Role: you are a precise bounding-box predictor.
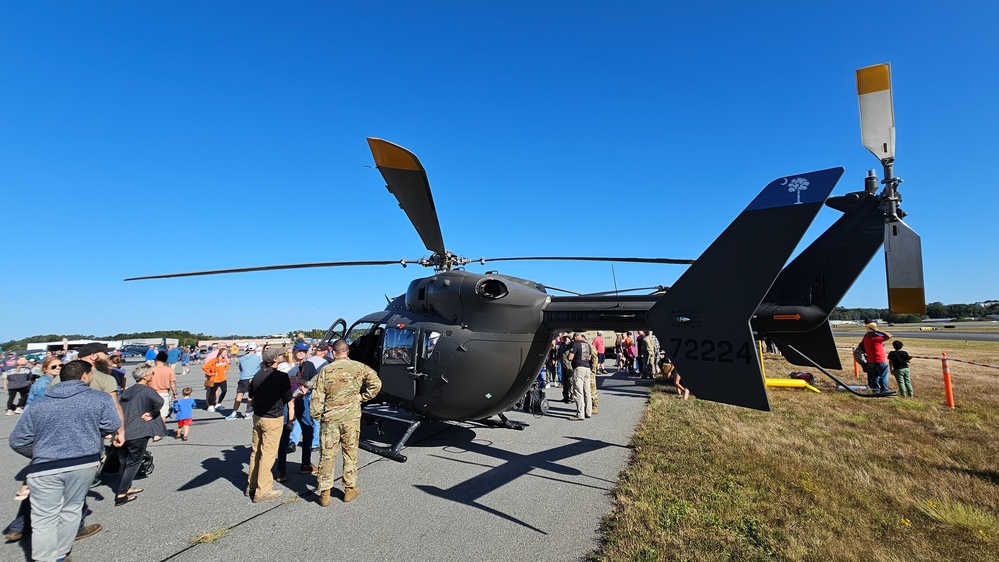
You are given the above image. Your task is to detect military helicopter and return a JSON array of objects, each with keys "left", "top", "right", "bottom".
[{"left": 128, "top": 63, "right": 923, "bottom": 461}]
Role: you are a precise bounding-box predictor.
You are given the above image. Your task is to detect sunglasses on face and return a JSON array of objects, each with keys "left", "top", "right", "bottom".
[{"left": 49, "top": 365, "right": 62, "bottom": 370}]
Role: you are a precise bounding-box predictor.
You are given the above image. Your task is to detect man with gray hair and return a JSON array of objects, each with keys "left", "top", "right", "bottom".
[{"left": 9, "top": 360, "right": 120, "bottom": 562}]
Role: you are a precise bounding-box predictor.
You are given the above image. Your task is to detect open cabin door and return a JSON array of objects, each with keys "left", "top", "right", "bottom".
[{"left": 320, "top": 318, "right": 347, "bottom": 346}]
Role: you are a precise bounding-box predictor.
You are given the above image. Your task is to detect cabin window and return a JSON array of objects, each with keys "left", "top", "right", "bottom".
[
  {"left": 382, "top": 327, "right": 416, "bottom": 365},
  {"left": 422, "top": 330, "right": 441, "bottom": 359}
]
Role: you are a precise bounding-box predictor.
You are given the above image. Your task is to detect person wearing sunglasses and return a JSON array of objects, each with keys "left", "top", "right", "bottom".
[{"left": 25, "top": 357, "right": 63, "bottom": 407}]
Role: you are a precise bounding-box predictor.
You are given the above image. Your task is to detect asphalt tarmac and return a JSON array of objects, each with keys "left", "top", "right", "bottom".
[{"left": 0, "top": 360, "right": 651, "bottom": 562}]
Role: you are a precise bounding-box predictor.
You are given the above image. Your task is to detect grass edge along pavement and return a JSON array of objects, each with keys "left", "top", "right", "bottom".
[{"left": 591, "top": 338, "right": 999, "bottom": 562}]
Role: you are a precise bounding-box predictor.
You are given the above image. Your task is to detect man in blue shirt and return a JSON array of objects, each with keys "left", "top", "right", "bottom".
[
  {"left": 166, "top": 344, "right": 182, "bottom": 372},
  {"left": 226, "top": 343, "right": 262, "bottom": 420},
  {"left": 144, "top": 345, "right": 156, "bottom": 365}
]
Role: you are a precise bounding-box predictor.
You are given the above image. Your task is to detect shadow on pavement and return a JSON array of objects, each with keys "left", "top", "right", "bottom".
[{"left": 177, "top": 445, "right": 250, "bottom": 494}]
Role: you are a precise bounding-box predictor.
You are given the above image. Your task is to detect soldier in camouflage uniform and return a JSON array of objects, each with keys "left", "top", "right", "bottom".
[{"left": 310, "top": 339, "right": 382, "bottom": 506}]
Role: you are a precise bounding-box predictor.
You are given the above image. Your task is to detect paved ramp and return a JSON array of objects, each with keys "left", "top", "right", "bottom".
[{"left": 0, "top": 367, "right": 651, "bottom": 562}]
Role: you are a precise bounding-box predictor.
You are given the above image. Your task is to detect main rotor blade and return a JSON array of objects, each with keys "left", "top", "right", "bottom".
[
  {"left": 857, "top": 63, "right": 895, "bottom": 161},
  {"left": 124, "top": 259, "right": 412, "bottom": 281},
  {"left": 481, "top": 256, "right": 695, "bottom": 265},
  {"left": 367, "top": 138, "right": 446, "bottom": 256}
]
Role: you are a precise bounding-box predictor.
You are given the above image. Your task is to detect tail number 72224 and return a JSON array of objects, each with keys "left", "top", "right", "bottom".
[{"left": 668, "top": 338, "right": 754, "bottom": 364}]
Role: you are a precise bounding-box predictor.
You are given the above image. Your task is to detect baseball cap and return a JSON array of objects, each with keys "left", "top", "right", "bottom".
[
  {"left": 262, "top": 347, "right": 288, "bottom": 364},
  {"left": 293, "top": 342, "right": 310, "bottom": 352},
  {"left": 247, "top": 342, "right": 258, "bottom": 351},
  {"left": 77, "top": 342, "right": 110, "bottom": 357}
]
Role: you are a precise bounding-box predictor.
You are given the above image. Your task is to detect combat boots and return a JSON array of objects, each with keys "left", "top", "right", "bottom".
[
  {"left": 343, "top": 487, "right": 360, "bottom": 502},
  {"left": 318, "top": 489, "right": 331, "bottom": 507}
]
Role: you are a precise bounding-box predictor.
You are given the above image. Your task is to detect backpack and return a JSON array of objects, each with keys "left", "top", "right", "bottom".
[{"left": 853, "top": 340, "right": 869, "bottom": 373}]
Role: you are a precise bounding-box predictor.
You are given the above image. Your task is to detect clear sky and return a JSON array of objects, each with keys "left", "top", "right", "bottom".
[{"left": 2, "top": 2, "right": 996, "bottom": 342}]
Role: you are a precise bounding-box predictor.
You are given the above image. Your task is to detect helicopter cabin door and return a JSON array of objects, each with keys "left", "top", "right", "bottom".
[{"left": 379, "top": 326, "right": 418, "bottom": 401}]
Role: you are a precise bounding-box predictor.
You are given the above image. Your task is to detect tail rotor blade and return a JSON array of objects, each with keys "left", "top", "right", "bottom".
[
  {"left": 857, "top": 63, "right": 895, "bottom": 161},
  {"left": 885, "top": 220, "right": 926, "bottom": 313}
]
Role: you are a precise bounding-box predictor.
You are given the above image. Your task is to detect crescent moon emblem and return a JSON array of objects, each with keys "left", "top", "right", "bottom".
[{"left": 779, "top": 178, "right": 788, "bottom": 186}]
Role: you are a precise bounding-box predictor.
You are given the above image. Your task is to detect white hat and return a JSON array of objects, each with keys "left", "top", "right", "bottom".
[
  {"left": 596, "top": 331, "right": 603, "bottom": 335},
  {"left": 247, "top": 342, "right": 258, "bottom": 351}
]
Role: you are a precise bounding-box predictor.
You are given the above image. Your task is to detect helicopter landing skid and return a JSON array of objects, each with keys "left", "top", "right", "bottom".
[
  {"left": 360, "top": 404, "right": 423, "bottom": 463},
  {"left": 475, "top": 412, "right": 528, "bottom": 431}
]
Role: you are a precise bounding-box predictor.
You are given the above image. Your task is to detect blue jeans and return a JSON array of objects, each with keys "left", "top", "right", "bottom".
[
  {"left": 870, "top": 362, "right": 890, "bottom": 393},
  {"left": 27, "top": 464, "right": 97, "bottom": 562}
]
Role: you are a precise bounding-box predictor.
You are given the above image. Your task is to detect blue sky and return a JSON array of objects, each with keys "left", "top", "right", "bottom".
[{"left": 2, "top": 2, "right": 996, "bottom": 342}]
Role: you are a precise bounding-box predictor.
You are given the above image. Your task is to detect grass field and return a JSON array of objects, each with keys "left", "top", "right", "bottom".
[{"left": 592, "top": 337, "right": 999, "bottom": 562}]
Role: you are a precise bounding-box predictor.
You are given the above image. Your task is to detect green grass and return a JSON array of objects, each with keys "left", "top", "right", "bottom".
[{"left": 592, "top": 338, "right": 999, "bottom": 562}]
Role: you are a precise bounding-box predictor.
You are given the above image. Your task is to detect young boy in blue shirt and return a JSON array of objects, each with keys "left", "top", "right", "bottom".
[{"left": 173, "top": 387, "right": 196, "bottom": 441}]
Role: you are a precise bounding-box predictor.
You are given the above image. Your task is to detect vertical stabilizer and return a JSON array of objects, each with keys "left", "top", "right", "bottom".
[{"left": 647, "top": 168, "right": 843, "bottom": 410}]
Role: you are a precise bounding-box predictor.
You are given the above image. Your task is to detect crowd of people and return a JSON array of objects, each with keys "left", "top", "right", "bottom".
[
  {"left": 1, "top": 326, "right": 728, "bottom": 560},
  {"left": 1, "top": 337, "right": 383, "bottom": 560}
]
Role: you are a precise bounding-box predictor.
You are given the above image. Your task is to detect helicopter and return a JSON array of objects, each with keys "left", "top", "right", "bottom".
[{"left": 128, "top": 63, "right": 923, "bottom": 462}]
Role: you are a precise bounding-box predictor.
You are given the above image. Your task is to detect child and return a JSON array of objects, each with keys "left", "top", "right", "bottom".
[
  {"left": 660, "top": 357, "right": 689, "bottom": 400},
  {"left": 888, "top": 340, "right": 913, "bottom": 397},
  {"left": 174, "top": 387, "right": 196, "bottom": 441}
]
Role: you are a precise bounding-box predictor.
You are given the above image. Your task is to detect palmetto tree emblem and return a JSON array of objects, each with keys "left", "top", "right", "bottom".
[{"left": 788, "top": 177, "right": 809, "bottom": 204}]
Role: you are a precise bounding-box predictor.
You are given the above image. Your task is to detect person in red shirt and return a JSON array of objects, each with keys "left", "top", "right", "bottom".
[
  {"left": 591, "top": 331, "right": 607, "bottom": 374},
  {"left": 862, "top": 322, "right": 893, "bottom": 394}
]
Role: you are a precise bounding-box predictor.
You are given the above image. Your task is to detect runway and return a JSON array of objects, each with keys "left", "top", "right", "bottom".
[
  {"left": 833, "top": 330, "right": 999, "bottom": 342},
  {"left": 0, "top": 361, "right": 651, "bottom": 562}
]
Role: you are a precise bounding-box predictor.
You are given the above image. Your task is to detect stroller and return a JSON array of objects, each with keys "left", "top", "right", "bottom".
[{"left": 91, "top": 445, "right": 155, "bottom": 488}]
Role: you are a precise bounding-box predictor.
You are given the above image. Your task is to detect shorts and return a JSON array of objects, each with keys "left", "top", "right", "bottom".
[
  {"left": 177, "top": 418, "right": 193, "bottom": 427},
  {"left": 236, "top": 379, "right": 251, "bottom": 394}
]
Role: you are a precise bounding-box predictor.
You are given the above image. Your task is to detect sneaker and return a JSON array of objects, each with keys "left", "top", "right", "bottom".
[
  {"left": 4, "top": 530, "right": 22, "bottom": 541},
  {"left": 4, "top": 411, "right": 12, "bottom": 416},
  {"left": 215, "top": 406, "right": 225, "bottom": 413},
  {"left": 13, "top": 408, "right": 23, "bottom": 414},
  {"left": 75, "top": 523, "right": 102, "bottom": 541},
  {"left": 252, "top": 490, "right": 283, "bottom": 503},
  {"left": 207, "top": 406, "right": 215, "bottom": 412},
  {"left": 275, "top": 472, "right": 288, "bottom": 483},
  {"left": 225, "top": 412, "right": 238, "bottom": 420}
]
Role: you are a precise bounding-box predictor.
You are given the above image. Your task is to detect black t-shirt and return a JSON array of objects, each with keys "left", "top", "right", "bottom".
[
  {"left": 888, "top": 350, "right": 911, "bottom": 370},
  {"left": 248, "top": 367, "right": 293, "bottom": 419},
  {"left": 571, "top": 341, "right": 592, "bottom": 369}
]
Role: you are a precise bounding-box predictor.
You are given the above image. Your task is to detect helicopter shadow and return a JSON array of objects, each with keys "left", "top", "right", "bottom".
[
  {"left": 403, "top": 425, "right": 623, "bottom": 534},
  {"left": 176, "top": 445, "right": 250, "bottom": 494}
]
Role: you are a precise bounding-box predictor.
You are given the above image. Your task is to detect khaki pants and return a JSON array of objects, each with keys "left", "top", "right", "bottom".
[
  {"left": 572, "top": 366, "right": 592, "bottom": 418},
  {"left": 249, "top": 415, "right": 284, "bottom": 494}
]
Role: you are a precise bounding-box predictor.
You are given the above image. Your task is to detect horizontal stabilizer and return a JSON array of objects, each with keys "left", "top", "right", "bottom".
[
  {"left": 771, "top": 321, "right": 841, "bottom": 370},
  {"left": 648, "top": 168, "right": 843, "bottom": 411}
]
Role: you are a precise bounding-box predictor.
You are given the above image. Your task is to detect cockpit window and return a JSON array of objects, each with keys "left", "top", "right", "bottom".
[{"left": 382, "top": 327, "right": 416, "bottom": 365}]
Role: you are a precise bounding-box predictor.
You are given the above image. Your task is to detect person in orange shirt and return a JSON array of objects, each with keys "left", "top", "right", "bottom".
[
  {"left": 149, "top": 351, "right": 177, "bottom": 422},
  {"left": 202, "top": 347, "right": 231, "bottom": 413}
]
